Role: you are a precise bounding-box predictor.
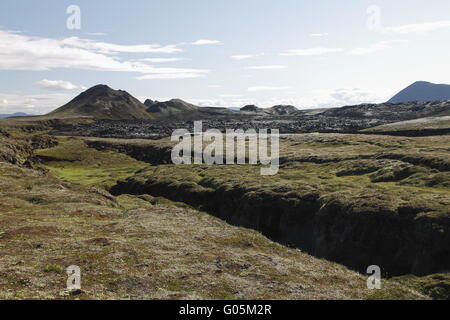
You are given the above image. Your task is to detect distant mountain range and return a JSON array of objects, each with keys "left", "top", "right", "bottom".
[
  {"left": 145, "top": 98, "right": 242, "bottom": 120},
  {"left": 0, "top": 112, "right": 30, "bottom": 119},
  {"left": 39, "top": 82, "right": 450, "bottom": 122},
  {"left": 388, "top": 81, "right": 450, "bottom": 103},
  {"left": 44, "top": 84, "right": 303, "bottom": 121},
  {"left": 46, "top": 85, "right": 237, "bottom": 120}
]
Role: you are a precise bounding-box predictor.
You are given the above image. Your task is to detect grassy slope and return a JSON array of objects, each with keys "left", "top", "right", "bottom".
[
  {"left": 0, "top": 135, "right": 425, "bottom": 300},
  {"left": 35, "top": 137, "right": 148, "bottom": 189}
]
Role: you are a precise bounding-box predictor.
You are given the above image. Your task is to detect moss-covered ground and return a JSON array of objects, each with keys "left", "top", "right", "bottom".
[{"left": 0, "top": 132, "right": 430, "bottom": 299}]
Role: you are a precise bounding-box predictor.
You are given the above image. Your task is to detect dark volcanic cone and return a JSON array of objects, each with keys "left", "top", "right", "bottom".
[{"left": 47, "top": 84, "right": 153, "bottom": 120}]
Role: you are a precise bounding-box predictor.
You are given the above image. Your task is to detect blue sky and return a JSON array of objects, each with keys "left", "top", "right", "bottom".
[{"left": 1, "top": 0, "right": 450, "bottom": 114}]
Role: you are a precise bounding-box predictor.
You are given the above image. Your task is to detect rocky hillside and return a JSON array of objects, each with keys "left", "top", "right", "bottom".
[
  {"left": 145, "top": 98, "right": 247, "bottom": 120},
  {"left": 0, "top": 124, "right": 57, "bottom": 166},
  {"left": 146, "top": 98, "right": 198, "bottom": 115},
  {"left": 389, "top": 81, "right": 450, "bottom": 103},
  {"left": 322, "top": 100, "right": 450, "bottom": 121},
  {"left": 145, "top": 99, "right": 301, "bottom": 120},
  {"left": 47, "top": 85, "right": 153, "bottom": 120}
]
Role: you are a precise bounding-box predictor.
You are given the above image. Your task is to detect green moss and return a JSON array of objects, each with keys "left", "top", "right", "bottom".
[
  {"left": 391, "top": 274, "right": 450, "bottom": 300},
  {"left": 35, "top": 137, "right": 148, "bottom": 188},
  {"left": 165, "top": 280, "right": 183, "bottom": 292},
  {"left": 216, "top": 291, "right": 237, "bottom": 300},
  {"left": 1, "top": 131, "right": 445, "bottom": 300},
  {"left": 43, "top": 264, "right": 65, "bottom": 273},
  {"left": 366, "top": 289, "right": 416, "bottom": 300}
]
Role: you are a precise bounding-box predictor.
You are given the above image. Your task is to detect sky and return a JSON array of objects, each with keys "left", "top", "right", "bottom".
[{"left": 1, "top": 0, "right": 450, "bottom": 114}]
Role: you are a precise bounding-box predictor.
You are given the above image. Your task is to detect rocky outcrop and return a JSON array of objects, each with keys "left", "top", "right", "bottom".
[
  {"left": 269, "top": 105, "right": 298, "bottom": 115},
  {"left": 144, "top": 99, "right": 156, "bottom": 107},
  {"left": 241, "top": 105, "right": 259, "bottom": 112},
  {"left": 0, "top": 131, "right": 57, "bottom": 166},
  {"left": 240, "top": 104, "right": 300, "bottom": 116}
]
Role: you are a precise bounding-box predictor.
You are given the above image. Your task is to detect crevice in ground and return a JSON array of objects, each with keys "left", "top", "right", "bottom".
[
  {"left": 79, "top": 137, "right": 450, "bottom": 278},
  {"left": 109, "top": 176, "right": 449, "bottom": 278}
]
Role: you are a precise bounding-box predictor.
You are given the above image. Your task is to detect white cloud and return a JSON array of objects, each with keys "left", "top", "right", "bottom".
[
  {"left": 247, "top": 65, "right": 287, "bottom": 70},
  {"left": 280, "top": 47, "right": 344, "bottom": 56},
  {"left": 326, "top": 88, "right": 391, "bottom": 105},
  {"left": 158, "top": 87, "right": 394, "bottom": 110},
  {"left": 281, "top": 41, "right": 406, "bottom": 58},
  {"left": 0, "top": 29, "right": 208, "bottom": 79},
  {"left": 310, "top": 33, "right": 329, "bottom": 37},
  {"left": 381, "top": 20, "right": 450, "bottom": 34},
  {"left": 0, "top": 92, "right": 77, "bottom": 114},
  {"left": 136, "top": 73, "right": 206, "bottom": 80},
  {"left": 208, "top": 85, "right": 222, "bottom": 88},
  {"left": 187, "top": 98, "right": 261, "bottom": 108},
  {"left": 34, "top": 79, "right": 82, "bottom": 91},
  {"left": 85, "top": 32, "right": 107, "bottom": 36},
  {"left": 231, "top": 55, "right": 254, "bottom": 60},
  {"left": 62, "top": 37, "right": 181, "bottom": 54},
  {"left": 247, "top": 86, "right": 291, "bottom": 92},
  {"left": 219, "top": 94, "right": 243, "bottom": 97},
  {"left": 136, "top": 58, "right": 187, "bottom": 63},
  {"left": 295, "top": 87, "right": 394, "bottom": 109},
  {"left": 241, "top": 87, "right": 392, "bottom": 108},
  {"left": 191, "top": 39, "right": 221, "bottom": 45},
  {"left": 348, "top": 40, "right": 407, "bottom": 56},
  {"left": 230, "top": 53, "right": 264, "bottom": 60}
]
